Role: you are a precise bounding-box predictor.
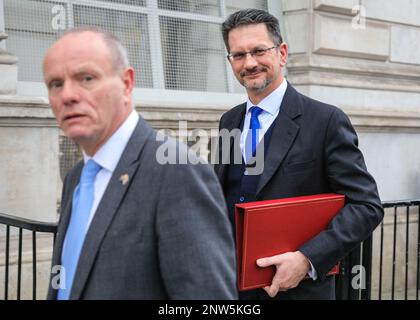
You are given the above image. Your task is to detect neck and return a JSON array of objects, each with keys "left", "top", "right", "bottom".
[
  {"left": 247, "top": 77, "right": 284, "bottom": 105},
  {"left": 248, "top": 89, "right": 274, "bottom": 105}
]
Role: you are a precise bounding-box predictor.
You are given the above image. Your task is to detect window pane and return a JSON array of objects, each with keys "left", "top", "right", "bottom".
[
  {"left": 73, "top": 5, "right": 154, "bottom": 88},
  {"left": 225, "top": 0, "right": 268, "bottom": 15},
  {"left": 160, "top": 17, "right": 228, "bottom": 92},
  {"left": 4, "top": 0, "right": 269, "bottom": 92},
  {"left": 158, "top": 0, "right": 221, "bottom": 17},
  {"left": 95, "top": 0, "right": 146, "bottom": 6},
  {"left": 4, "top": 0, "right": 62, "bottom": 82}
]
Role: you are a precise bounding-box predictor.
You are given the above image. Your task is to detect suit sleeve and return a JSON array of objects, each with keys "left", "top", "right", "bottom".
[
  {"left": 155, "top": 145, "right": 237, "bottom": 299},
  {"left": 299, "top": 108, "right": 384, "bottom": 279}
]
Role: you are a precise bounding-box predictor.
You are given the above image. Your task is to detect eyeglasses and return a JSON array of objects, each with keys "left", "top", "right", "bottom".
[{"left": 227, "top": 45, "right": 280, "bottom": 62}]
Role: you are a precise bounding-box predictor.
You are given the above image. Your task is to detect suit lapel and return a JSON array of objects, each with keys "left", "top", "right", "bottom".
[
  {"left": 216, "top": 104, "right": 246, "bottom": 184},
  {"left": 256, "top": 83, "right": 302, "bottom": 196},
  {"left": 69, "top": 116, "right": 153, "bottom": 299}
]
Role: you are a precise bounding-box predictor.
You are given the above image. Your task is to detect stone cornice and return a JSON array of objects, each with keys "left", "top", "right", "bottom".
[
  {"left": 0, "top": 33, "right": 18, "bottom": 64},
  {"left": 1, "top": 96, "right": 420, "bottom": 131},
  {"left": 0, "top": 95, "right": 50, "bottom": 108},
  {"left": 0, "top": 96, "right": 53, "bottom": 113},
  {"left": 0, "top": 96, "right": 56, "bottom": 127},
  {"left": 287, "top": 55, "right": 420, "bottom": 92},
  {"left": 135, "top": 103, "right": 225, "bottom": 130},
  {"left": 344, "top": 109, "right": 420, "bottom": 132},
  {"left": 0, "top": 51, "right": 18, "bottom": 64}
]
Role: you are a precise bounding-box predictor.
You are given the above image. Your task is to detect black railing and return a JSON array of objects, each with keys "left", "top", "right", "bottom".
[
  {"left": 0, "top": 212, "right": 57, "bottom": 300},
  {"left": 1, "top": 200, "right": 419, "bottom": 300},
  {"left": 335, "top": 235, "right": 373, "bottom": 300},
  {"left": 336, "top": 200, "right": 420, "bottom": 300}
]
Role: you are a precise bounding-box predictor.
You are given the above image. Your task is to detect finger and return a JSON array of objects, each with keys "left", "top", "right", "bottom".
[
  {"left": 256, "top": 255, "right": 283, "bottom": 268},
  {"left": 262, "top": 285, "right": 277, "bottom": 298},
  {"left": 267, "top": 283, "right": 280, "bottom": 298},
  {"left": 262, "top": 286, "right": 270, "bottom": 295},
  {"left": 266, "top": 269, "right": 284, "bottom": 298}
]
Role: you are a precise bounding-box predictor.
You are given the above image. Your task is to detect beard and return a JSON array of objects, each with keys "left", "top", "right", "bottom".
[
  {"left": 243, "top": 78, "right": 272, "bottom": 92},
  {"left": 239, "top": 67, "right": 272, "bottom": 92}
]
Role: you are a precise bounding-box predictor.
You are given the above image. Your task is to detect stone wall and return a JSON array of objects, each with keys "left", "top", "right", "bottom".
[
  {"left": 282, "top": 0, "right": 420, "bottom": 202},
  {"left": 0, "top": 96, "right": 60, "bottom": 222}
]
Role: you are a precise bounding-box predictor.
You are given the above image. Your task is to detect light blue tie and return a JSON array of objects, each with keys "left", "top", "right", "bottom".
[
  {"left": 245, "top": 106, "right": 263, "bottom": 163},
  {"left": 57, "top": 159, "right": 101, "bottom": 300}
]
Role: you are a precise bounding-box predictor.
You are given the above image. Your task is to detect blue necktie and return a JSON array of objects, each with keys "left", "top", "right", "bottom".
[
  {"left": 57, "top": 159, "right": 101, "bottom": 300},
  {"left": 245, "top": 106, "right": 263, "bottom": 163}
]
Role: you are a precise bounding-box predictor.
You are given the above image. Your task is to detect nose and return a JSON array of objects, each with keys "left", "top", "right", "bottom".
[
  {"left": 243, "top": 53, "right": 259, "bottom": 69},
  {"left": 61, "top": 80, "right": 80, "bottom": 106}
]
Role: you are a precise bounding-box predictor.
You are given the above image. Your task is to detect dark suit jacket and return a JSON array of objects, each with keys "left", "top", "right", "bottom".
[
  {"left": 215, "top": 82, "right": 383, "bottom": 299},
  {"left": 48, "top": 116, "right": 237, "bottom": 300}
]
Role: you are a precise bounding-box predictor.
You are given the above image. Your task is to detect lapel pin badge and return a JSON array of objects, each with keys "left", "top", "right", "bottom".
[{"left": 119, "top": 174, "right": 129, "bottom": 185}]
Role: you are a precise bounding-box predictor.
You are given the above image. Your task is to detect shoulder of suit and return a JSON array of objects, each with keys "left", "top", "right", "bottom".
[
  {"left": 220, "top": 102, "right": 246, "bottom": 122},
  {"left": 149, "top": 129, "right": 200, "bottom": 164}
]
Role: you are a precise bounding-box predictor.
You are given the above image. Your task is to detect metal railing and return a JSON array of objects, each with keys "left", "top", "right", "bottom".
[
  {"left": 336, "top": 200, "right": 420, "bottom": 300},
  {"left": 1, "top": 200, "right": 419, "bottom": 300},
  {"left": 0, "top": 212, "right": 57, "bottom": 300},
  {"left": 335, "top": 234, "right": 373, "bottom": 300}
]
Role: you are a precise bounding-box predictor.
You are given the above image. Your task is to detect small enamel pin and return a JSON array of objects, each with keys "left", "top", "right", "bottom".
[{"left": 119, "top": 174, "right": 129, "bottom": 185}]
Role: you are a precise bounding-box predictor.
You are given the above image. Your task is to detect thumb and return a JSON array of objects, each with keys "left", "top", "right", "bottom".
[{"left": 256, "top": 254, "right": 283, "bottom": 268}]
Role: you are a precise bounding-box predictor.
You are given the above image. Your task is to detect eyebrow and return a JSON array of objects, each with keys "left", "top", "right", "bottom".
[{"left": 73, "top": 64, "right": 101, "bottom": 75}]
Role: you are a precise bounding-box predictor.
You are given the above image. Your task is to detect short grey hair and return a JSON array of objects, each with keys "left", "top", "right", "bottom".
[
  {"left": 60, "top": 26, "right": 129, "bottom": 74},
  {"left": 221, "top": 9, "right": 283, "bottom": 52}
]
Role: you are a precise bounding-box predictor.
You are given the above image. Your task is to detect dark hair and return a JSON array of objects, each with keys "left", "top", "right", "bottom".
[
  {"left": 60, "top": 26, "right": 129, "bottom": 74},
  {"left": 221, "top": 9, "right": 283, "bottom": 52}
]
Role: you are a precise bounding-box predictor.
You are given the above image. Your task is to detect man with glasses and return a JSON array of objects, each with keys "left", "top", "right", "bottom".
[{"left": 215, "top": 9, "right": 383, "bottom": 300}]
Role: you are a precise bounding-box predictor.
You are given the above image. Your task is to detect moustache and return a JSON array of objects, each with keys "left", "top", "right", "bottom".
[{"left": 240, "top": 67, "right": 268, "bottom": 77}]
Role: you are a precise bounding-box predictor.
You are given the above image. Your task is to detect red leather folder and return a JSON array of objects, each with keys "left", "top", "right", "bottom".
[{"left": 235, "top": 193, "right": 344, "bottom": 291}]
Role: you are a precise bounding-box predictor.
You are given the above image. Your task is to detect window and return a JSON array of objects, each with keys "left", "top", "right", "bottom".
[{"left": 4, "top": 0, "right": 268, "bottom": 94}]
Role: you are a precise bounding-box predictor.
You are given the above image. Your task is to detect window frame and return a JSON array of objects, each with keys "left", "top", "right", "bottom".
[{"left": 2, "top": 0, "right": 282, "bottom": 103}]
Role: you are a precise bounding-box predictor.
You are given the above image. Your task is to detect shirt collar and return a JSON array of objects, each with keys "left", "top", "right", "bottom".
[
  {"left": 83, "top": 109, "right": 139, "bottom": 172},
  {"left": 246, "top": 79, "right": 287, "bottom": 116}
]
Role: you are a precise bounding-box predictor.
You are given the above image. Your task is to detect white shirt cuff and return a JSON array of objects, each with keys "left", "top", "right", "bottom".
[{"left": 307, "top": 259, "right": 318, "bottom": 280}]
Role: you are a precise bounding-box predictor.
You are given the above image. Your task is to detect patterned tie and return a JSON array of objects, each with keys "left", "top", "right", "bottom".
[
  {"left": 245, "top": 106, "right": 264, "bottom": 163},
  {"left": 57, "top": 159, "right": 101, "bottom": 300}
]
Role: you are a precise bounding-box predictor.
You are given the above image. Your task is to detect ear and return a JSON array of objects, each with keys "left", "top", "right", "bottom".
[
  {"left": 227, "top": 56, "right": 233, "bottom": 66},
  {"left": 121, "top": 67, "right": 135, "bottom": 97},
  {"left": 278, "top": 42, "right": 288, "bottom": 67}
]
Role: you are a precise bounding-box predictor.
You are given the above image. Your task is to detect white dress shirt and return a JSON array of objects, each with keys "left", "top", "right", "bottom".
[
  {"left": 240, "top": 79, "right": 318, "bottom": 280},
  {"left": 82, "top": 109, "right": 139, "bottom": 229},
  {"left": 240, "top": 79, "right": 287, "bottom": 162}
]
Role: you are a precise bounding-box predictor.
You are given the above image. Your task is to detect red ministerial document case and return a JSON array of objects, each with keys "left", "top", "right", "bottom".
[{"left": 235, "top": 193, "right": 344, "bottom": 291}]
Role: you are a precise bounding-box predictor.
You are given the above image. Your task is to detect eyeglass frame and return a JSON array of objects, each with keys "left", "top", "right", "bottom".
[{"left": 226, "top": 44, "right": 281, "bottom": 62}]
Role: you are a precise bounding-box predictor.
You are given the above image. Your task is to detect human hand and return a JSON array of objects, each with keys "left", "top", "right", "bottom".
[{"left": 256, "top": 251, "right": 311, "bottom": 298}]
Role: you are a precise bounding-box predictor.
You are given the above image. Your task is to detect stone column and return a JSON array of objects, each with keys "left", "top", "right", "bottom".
[
  {"left": 0, "top": 32, "right": 18, "bottom": 95},
  {"left": 0, "top": 0, "right": 5, "bottom": 50}
]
